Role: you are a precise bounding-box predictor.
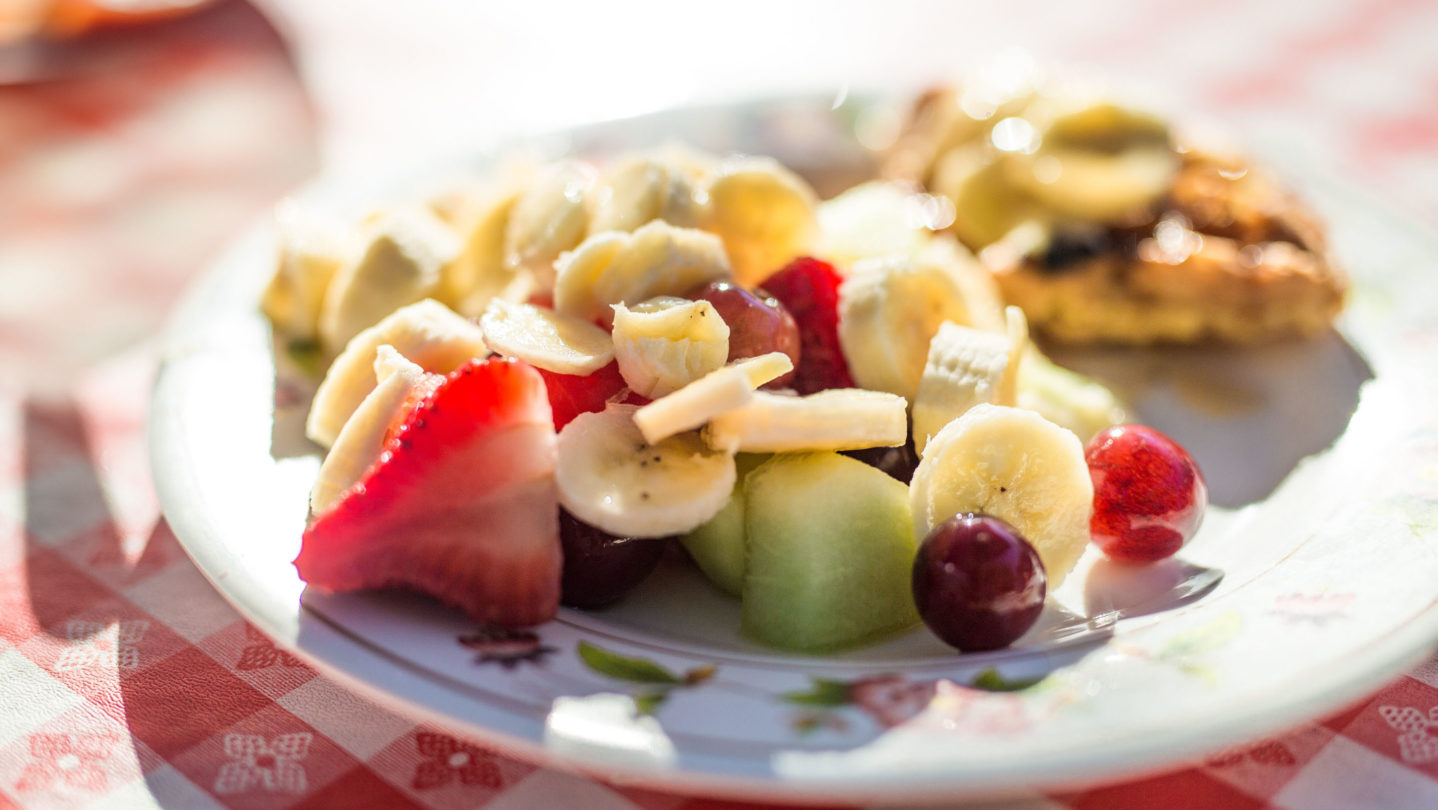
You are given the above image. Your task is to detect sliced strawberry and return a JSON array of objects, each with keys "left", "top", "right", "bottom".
[
  {"left": 761, "top": 257, "right": 857, "bottom": 394},
  {"left": 536, "top": 361, "right": 629, "bottom": 430},
  {"left": 381, "top": 371, "right": 445, "bottom": 447},
  {"left": 297, "top": 357, "right": 561, "bottom": 628}
]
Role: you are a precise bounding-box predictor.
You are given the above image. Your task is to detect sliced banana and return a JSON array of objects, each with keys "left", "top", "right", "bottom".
[
  {"left": 700, "top": 156, "right": 818, "bottom": 287},
  {"left": 704, "top": 389, "right": 907, "bottom": 454},
  {"left": 590, "top": 154, "right": 702, "bottom": 233},
  {"left": 1016, "top": 346, "right": 1127, "bottom": 443},
  {"left": 932, "top": 143, "right": 1048, "bottom": 251},
  {"left": 307, "top": 299, "right": 486, "bottom": 448},
  {"left": 910, "top": 403, "right": 1092, "bottom": 587},
  {"left": 439, "top": 186, "right": 526, "bottom": 318},
  {"left": 611, "top": 297, "right": 729, "bottom": 398},
  {"left": 554, "top": 221, "right": 732, "bottom": 324},
  {"left": 633, "top": 352, "right": 794, "bottom": 444},
  {"left": 318, "top": 208, "right": 459, "bottom": 354},
  {"left": 816, "top": 180, "right": 948, "bottom": 267},
  {"left": 556, "top": 404, "right": 736, "bottom": 538},
  {"left": 1006, "top": 98, "right": 1178, "bottom": 223},
  {"left": 261, "top": 202, "right": 350, "bottom": 341},
  {"left": 837, "top": 246, "right": 995, "bottom": 401},
  {"left": 911, "top": 322, "right": 1014, "bottom": 457},
  {"left": 310, "top": 346, "right": 435, "bottom": 513},
  {"left": 480, "top": 299, "right": 613, "bottom": 375},
  {"left": 504, "top": 159, "right": 594, "bottom": 290}
]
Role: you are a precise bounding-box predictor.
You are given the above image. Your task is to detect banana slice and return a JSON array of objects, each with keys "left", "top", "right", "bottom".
[
  {"left": 504, "top": 159, "right": 594, "bottom": 290},
  {"left": 307, "top": 299, "right": 486, "bottom": 448},
  {"left": 439, "top": 186, "right": 526, "bottom": 318},
  {"left": 554, "top": 221, "right": 732, "bottom": 324},
  {"left": 931, "top": 143, "right": 1048, "bottom": 251},
  {"left": 480, "top": 299, "right": 613, "bottom": 375},
  {"left": 701, "top": 156, "right": 818, "bottom": 287},
  {"left": 590, "top": 154, "right": 702, "bottom": 233},
  {"left": 837, "top": 246, "right": 994, "bottom": 401},
  {"left": 911, "top": 322, "right": 1013, "bottom": 457},
  {"left": 704, "top": 389, "right": 907, "bottom": 454},
  {"left": 556, "top": 404, "right": 736, "bottom": 537},
  {"left": 910, "top": 403, "right": 1092, "bottom": 587},
  {"left": 815, "top": 181, "right": 937, "bottom": 267},
  {"left": 310, "top": 346, "right": 437, "bottom": 513},
  {"left": 1006, "top": 98, "right": 1178, "bottom": 223},
  {"left": 1016, "top": 346, "right": 1127, "bottom": 443},
  {"left": 261, "top": 202, "right": 350, "bottom": 341},
  {"left": 318, "top": 208, "right": 460, "bottom": 354},
  {"left": 633, "top": 352, "right": 794, "bottom": 444},
  {"left": 611, "top": 297, "right": 729, "bottom": 398}
]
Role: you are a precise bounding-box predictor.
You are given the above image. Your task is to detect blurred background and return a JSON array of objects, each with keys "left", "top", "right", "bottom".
[{"left": 3, "top": 0, "right": 1438, "bottom": 396}]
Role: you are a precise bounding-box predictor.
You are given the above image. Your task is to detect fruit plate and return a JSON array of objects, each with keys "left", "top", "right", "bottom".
[{"left": 149, "top": 94, "right": 1438, "bottom": 805}]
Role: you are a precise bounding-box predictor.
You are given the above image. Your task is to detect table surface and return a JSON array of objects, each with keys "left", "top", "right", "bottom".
[{"left": 4, "top": 1, "right": 1438, "bottom": 807}]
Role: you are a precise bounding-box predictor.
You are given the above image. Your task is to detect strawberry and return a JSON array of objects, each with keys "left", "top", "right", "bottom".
[
  {"left": 760, "top": 257, "right": 857, "bottom": 394},
  {"left": 536, "top": 361, "right": 630, "bottom": 430},
  {"left": 296, "top": 356, "right": 562, "bottom": 628}
]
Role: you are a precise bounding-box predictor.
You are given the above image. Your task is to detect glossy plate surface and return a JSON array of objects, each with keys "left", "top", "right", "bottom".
[{"left": 150, "top": 96, "right": 1438, "bottom": 804}]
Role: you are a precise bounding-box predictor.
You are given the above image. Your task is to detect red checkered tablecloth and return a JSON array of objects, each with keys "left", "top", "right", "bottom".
[{"left": 4, "top": 1, "right": 1438, "bottom": 807}]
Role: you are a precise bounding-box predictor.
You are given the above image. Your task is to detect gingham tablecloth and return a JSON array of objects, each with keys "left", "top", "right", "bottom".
[{"left": 4, "top": 1, "right": 1438, "bottom": 807}]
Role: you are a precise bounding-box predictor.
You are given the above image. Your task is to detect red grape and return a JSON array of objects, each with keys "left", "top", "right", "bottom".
[
  {"left": 843, "top": 437, "right": 919, "bottom": 484},
  {"left": 685, "top": 281, "right": 800, "bottom": 387},
  {"left": 1086, "top": 425, "right": 1207, "bottom": 563},
  {"left": 559, "top": 509, "right": 668, "bottom": 608},
  {"left": 912, "top": 514, "right": 1046, "bottom": 651}
]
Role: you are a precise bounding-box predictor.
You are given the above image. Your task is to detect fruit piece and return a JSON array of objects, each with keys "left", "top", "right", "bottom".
[
  {"left": 559, "top": 509, "right": 668, "bottom": 608},
  {"left": 536, "top": 361, "right": 628, "bottom": 431},
  {"left": 590, "top": 154, "right": 702, "bottom": 233},
  {"left": 318, "top": 208, "right": 459, "bottom": 354},
  {"left": 504, "top": 159, "right": 594, "bottom": 290},
  {"left": 1005, "top": 99, "right": 1178, "bottom": 223},
  {"left": 911, "top": 404, "right": 1092, "bottom": 587},
  {"left": 611, "top": 297, "right": 730, "bottom": 398},
  {"left": 261, "top": 202, "right": 348, "bottom": 341},
  {"left": 310, "top": 347, "right": 440, "bottom": 513},
  {"left": 440, "top": 186, "right": 527, "bottom": 318},
  {"left": 556, "top": 404, "right": 736, "bottom": 538},
  {"left": 296, "top": 357, "right": 561, "bottom": 628},
  {"left": 837, "top": 245, "right": 996, "bottom": 401},
  {"left": 480, "top": 298, "right": 614, "bottom": 375},
  {"left": 1086, "top": 425, "right": 1207, "bottom": 562},
  {"left": 686, "top": 281, "right": 801, "bottom": 387},
  {"left": 307, "top": 299, "right": 487, "bottom": 448},
  {"left": 742, "top": 452, "right": 919, "bottom": 652},
  {"left": 701, "top": 156, "right": 818, "bottom": 287},
  {"left": 680, "top": 453, "right": 768, "bottom": 598},
  {"left": 761, "top": 256, "right": 857, "bottom": 394},
  {"left": 910, "top": 307, "right": 1027, "bottom": 456},
  {"left": 633, "top": 352, "right": 793, "bottom": 445},
  {"left": 1016, "top": 346, "right": 1127, "bottom": 442},
  {"left": 843, "top": 438, "right": 920, "bottom": 484},
  {"left": 704, "top": 389, "right": 907, "bottom": 454},
  {"left": 912, "top": 513, "right": 1046, "bottom": 652},
  {"left": 553, "top": 220, "right": 733, "bottom": 325},
  {"left": 815, "top": 180, "right": 936, "bottom": 266},
  {"left": 930, "top": 142, "right": 1046, "bottom": 251}
]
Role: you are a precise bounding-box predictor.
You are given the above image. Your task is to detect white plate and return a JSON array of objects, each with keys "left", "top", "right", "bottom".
[{"left": 150, "top": 95, "right": 1438, "bottom": 805}]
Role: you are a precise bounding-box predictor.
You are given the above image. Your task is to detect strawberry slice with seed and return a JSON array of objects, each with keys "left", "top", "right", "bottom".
[{"left": 296, "top": 356, "right": 561, "bottom": 628}]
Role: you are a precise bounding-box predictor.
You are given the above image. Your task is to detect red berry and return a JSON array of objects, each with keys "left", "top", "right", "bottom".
[
  {"left": 296, "top": 357, "right": 562, "bottom": 628},
  {"left": 686, "top": 281, "right": 801, "bottom": 387},
  {"left": 536, "top": 361, "right": 628, "bottom": 430},
  {"left": 760, "top": 257, "right": 857, "bottom": 394},
  {"left": 912, "top": 514, "right": 1046, "bottom": 651},
  {"left": 1086, "top": 425, "right": 1207, "bottom": 563}
]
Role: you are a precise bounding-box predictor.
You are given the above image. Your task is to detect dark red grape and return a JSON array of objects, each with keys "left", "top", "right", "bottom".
[
  {"left": 842, "top": 437, "right": 919, "bottom": 483},
  {"left": 685, "top": 280, "right": 800, "bottom": 387},
  {"left": 912, "top": 513, "right": 1046, "bottom": 651},
  {"left": 1086, "top": 425, "right": 1207, "bottom": 563},
  {"left": 559, "top": 509, "right": 668, "bottom": 608}
]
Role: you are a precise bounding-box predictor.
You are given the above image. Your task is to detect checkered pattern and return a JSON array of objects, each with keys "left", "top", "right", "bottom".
[{"left": 3, "top": 0, "right": 1438, "bottom": 807}]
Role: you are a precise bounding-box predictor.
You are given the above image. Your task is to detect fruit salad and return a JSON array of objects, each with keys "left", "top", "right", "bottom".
[{"left": 265, "top": 137, "right": 1210, "bottom": 655}]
